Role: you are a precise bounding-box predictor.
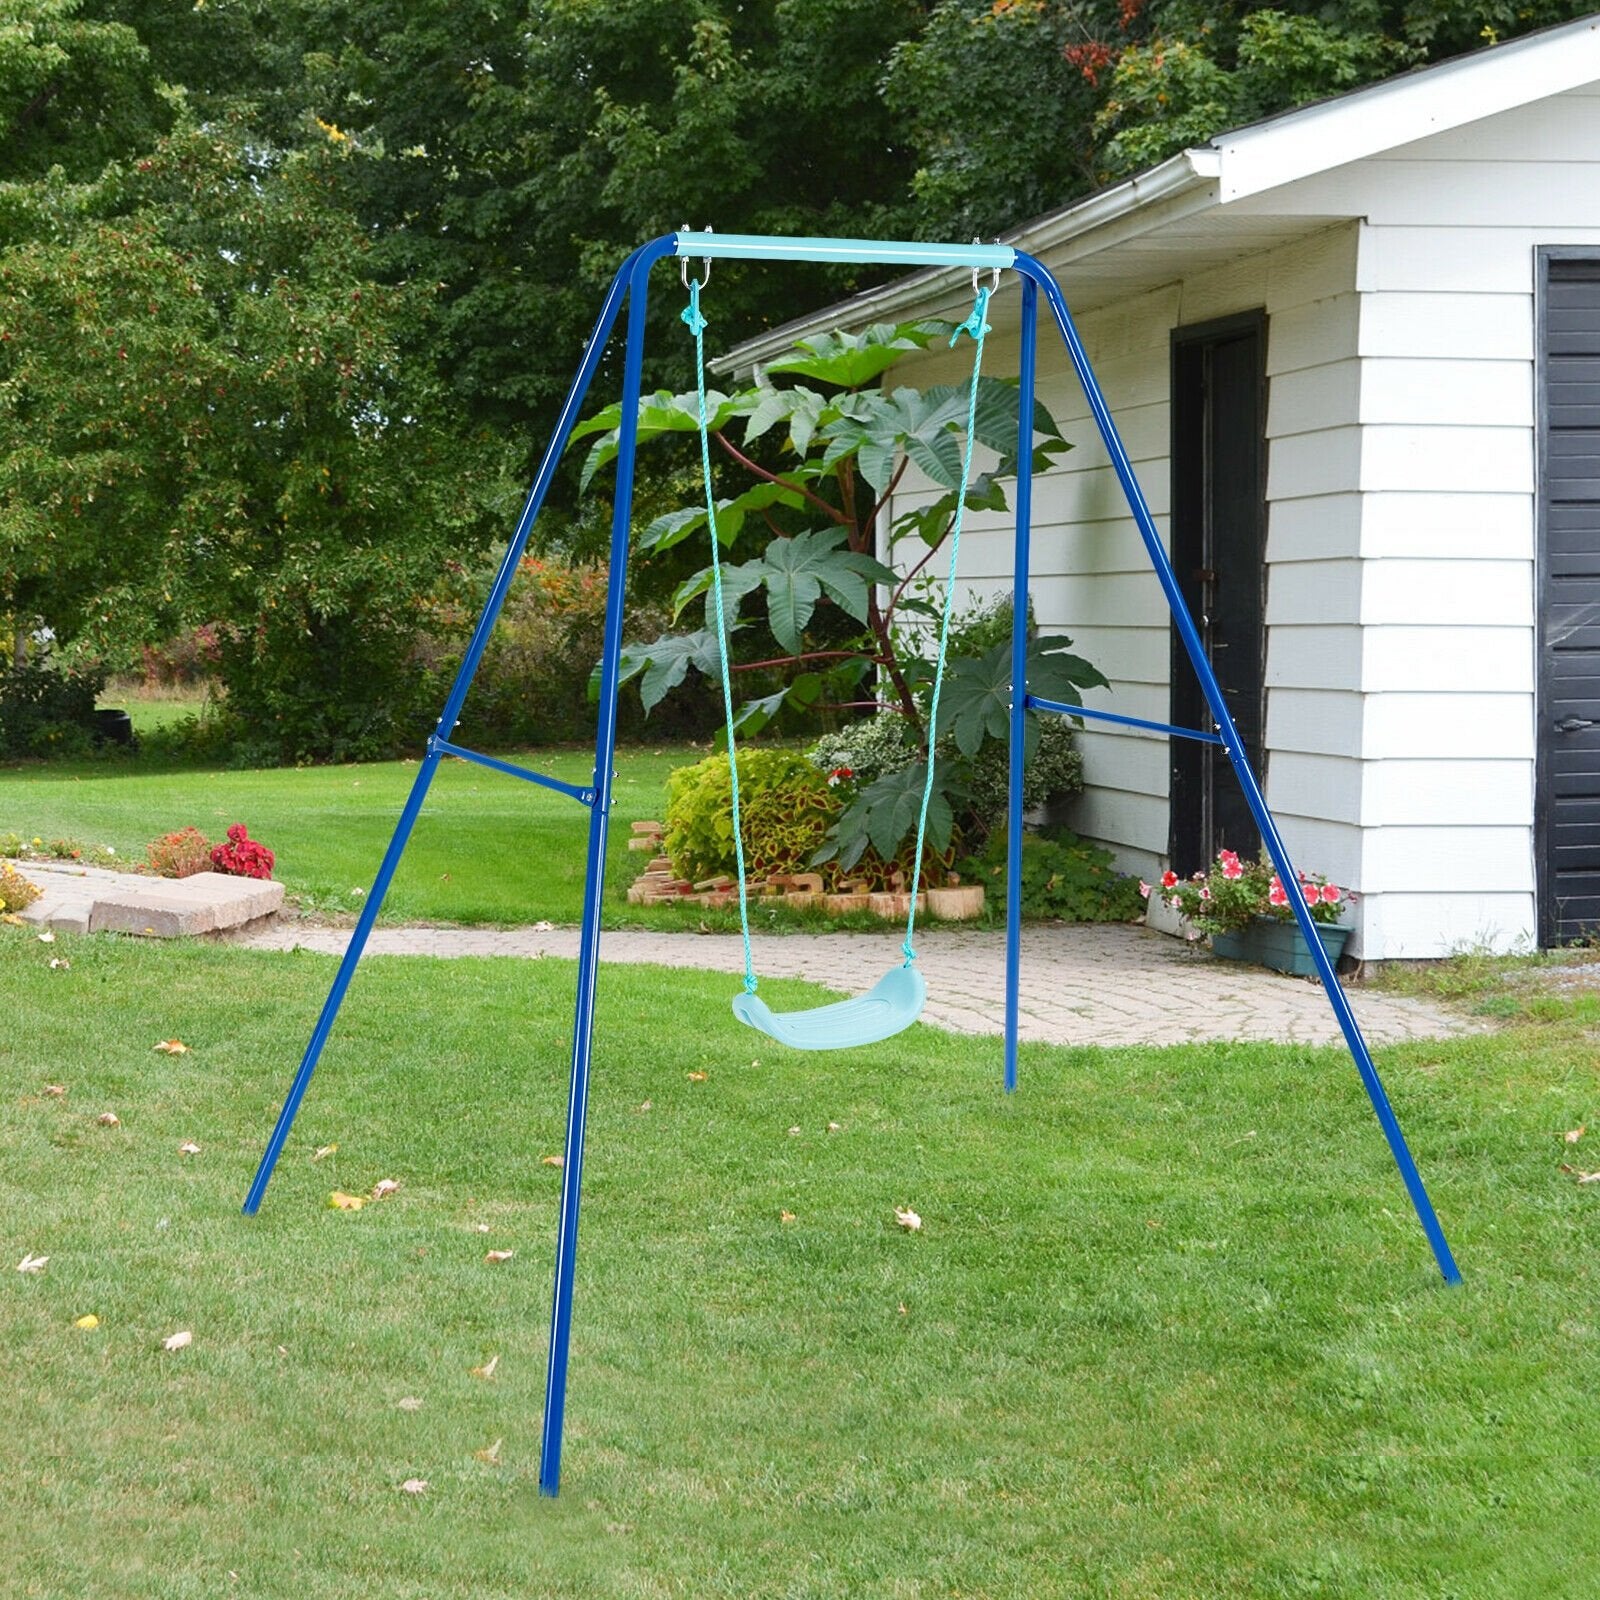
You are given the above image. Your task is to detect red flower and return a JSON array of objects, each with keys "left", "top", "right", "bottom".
[
  {"left": 1221, "top": 857, "right": 1243, "bottom": 880},
  {"left": 1160, "top": 870, "right": 1178, "bottom": 889},
  {"left": 1321, "top": 883, "right": 1342, "bottom": 905},
  {"left": 1302, "top": 882, "right": 1319, "bottom": 906},
  {"left": 1267, "top": 878, "right": 1289, "bottom": 907}
]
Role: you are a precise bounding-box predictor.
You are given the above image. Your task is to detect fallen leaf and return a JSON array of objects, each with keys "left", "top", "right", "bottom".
[
  {"left": 97, "top": 1112, "right": 120, "bottom": 1127},
  {"left": 540, "top": 1155, "right": 564, "bottom": 1168},
  {"left": 637, "top": 1100, "right": 652, "bottom": 1113},
  {"left": 474, "top": 1438, "right": 503, "bottom": 1465},
  {"left": 74, "top": 1314, "right": 99, "bottom": 1330},
  {"left": 162, "top": 1329, "right": 193, "bottom": 1352},
  {"left": 311, "top": 1143, "right": 338, "bottom": 1162},
  {"left": 16, "top": 1253, "right": 48, "bottom": 1274},
  {"left": 399, "top": 1478, "right": 428, "bottom": 1495},
  {"left": 894, "top": 1206, "right": 922, "bottom": 1233},
  {"left": 484, "top": 1249, "right": 514, "bottom": 1265},
  {"left": 898, "top": 1302, "right": 908, "bottom": 1316},
  {"left": 827, "top": 1121, "right": 841, "bottom": 1133},
  {"left": 43, "top": 1084, "right": 66, "bottom": 1097},
  {"left": 475, "top": 1223, "right": 491, "bottom": 1234},
  {"left": 1560, "top": 1164, "right": 1600, "bottom": 1184},
  {"left": 687, "top": 1070, "right": 708, "bottom": 1082},
  {"left": 397, "top": 1396, "right": 424, "bottom": 1412},
  {"left": 1, "top": 913, "right": 21, "bottom": 925},
  {"left": 1563, "top": 1126, "right": 1586, "bottom": 1144},
  {"left": 37, "top": 931, "right": 55, "bottom": 944},
  {"left": 532, "top": 920, "right": 554, "bottom": 932},
  {"left": 153, "top": 1039, "right": 188, "bottom": 1055},
  {"left": 178, "top": 1141, "right": 201, "bottom": 1157},
  {"left": 780, "top": 1210, "right": 796, "bottom": 1224},
  {"left": 470, "top": 1354, "right": 500, "bottom": 1381},
  {"left": 328, "top": 1190, "right": 366, "bottom": 1211},
  {"left": 49, "top": 957, "right": 70, "bottom": 970},
  {"left": 371, "top": 1178, "right": 401, "bottom": 1200},
  {"left": 787, "top": 1126, "right": 801, "bottom": 1137}
]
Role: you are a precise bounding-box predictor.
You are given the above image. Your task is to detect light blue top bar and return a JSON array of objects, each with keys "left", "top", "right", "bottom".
[{"left": 674, "top": 232, "right": 1015, "bottom": 270}]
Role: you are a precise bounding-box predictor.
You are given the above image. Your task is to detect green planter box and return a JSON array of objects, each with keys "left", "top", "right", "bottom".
[{"left": 1210, "top": 917, "right": 1350, "bottom": 976}]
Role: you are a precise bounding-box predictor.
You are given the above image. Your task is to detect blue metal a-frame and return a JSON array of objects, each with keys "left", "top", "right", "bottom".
[{"left": 240, "top": 233, "right": 1460, "bottom": 1498}]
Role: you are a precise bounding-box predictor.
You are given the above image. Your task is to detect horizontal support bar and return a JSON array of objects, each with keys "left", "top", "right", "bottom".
[
  {"left": 1026, "top": 696, "right": 1226, "bottom": 746},
  {"left": 674, "top": 232, "right": 1016, "bottom": 270},
  {"left": 432, "top": 738, "right": 594, "bottom": 804}
]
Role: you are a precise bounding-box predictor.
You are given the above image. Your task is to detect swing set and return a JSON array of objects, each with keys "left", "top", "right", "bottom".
[{"left": 241, "top": 232, "right": 1460, "bottom": 1498}]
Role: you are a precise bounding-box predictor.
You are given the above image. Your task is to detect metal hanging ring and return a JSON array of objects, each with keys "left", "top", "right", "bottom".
[
  {"left": 970, "top": 237, "right": 1001, "bottom": 295},
  {"left": 680, "top": 223, "right": 712, "bottom": 289}
]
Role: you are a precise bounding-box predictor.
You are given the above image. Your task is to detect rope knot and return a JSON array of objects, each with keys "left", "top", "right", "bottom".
[
  {"left": 949, "top": 287, "right": 991, "bottom": 346},
  {"left": 680, "top": 282, "right": 708, "bottom": 337}
]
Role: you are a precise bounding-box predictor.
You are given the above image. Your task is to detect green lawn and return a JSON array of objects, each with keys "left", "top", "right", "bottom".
[
  {"left": 3, "top": 929, "right": 1596, "bottom": 1597},
  {"left": 0, "top": 744, "right": 709, "bottom": 925}
]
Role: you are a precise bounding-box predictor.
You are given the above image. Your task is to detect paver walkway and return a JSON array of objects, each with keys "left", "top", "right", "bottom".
[{"left": 223, "top": 918, "right": 1475, "bottom": 1049}]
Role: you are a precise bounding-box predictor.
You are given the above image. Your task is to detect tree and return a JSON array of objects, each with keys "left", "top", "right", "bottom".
[
  {"left": 0, "top": 124, "right": 510, "bottom": 759},
  {"left": 246, "top": 0, "right": 927, "bottom": 480},
  {"left": 574, "top": 316, "right": 1107, "bottom": 870},
  {"left": 885, "top": 0, "right": 1600, "bottom": 240}
]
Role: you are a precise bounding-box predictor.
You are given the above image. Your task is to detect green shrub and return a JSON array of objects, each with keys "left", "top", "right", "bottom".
[
  {"left": 806, "top": 704, "right": 1083, "bottom": 850},
  {"left": 806, "top": 714, "right": 917, "bottom": 790},
  {"left": 0, "top": 662, "right": 105, "bottom": 758},
  {"left": 664, "top": 749, "right": 841, "bottom": 885},
  {"left": 961, "top": 829, "right": 1145, "bottom": 923},
  {"left": 960, "top": 717, "right": 1084, "bottom": 846}
]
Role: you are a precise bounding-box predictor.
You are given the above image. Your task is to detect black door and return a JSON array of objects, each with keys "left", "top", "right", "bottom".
[
  {"left": 1537, "top": 252, "right": 1600, "bottom": 945},
  {"left": 1169, "top": 312, "right": 1268, "bottom": 878}
]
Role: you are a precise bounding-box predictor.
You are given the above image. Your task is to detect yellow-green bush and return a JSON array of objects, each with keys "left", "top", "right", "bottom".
[
  {"left": 664, "top": 749, "right": 841, "bottom": 886},
  {"left": 0, "top": 861, "right": 42, "bottom": 914}
]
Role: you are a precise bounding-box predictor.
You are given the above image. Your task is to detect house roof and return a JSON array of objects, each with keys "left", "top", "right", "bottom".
[{"left": 718, "top": 10, "right": 1600, "bottom": 369}]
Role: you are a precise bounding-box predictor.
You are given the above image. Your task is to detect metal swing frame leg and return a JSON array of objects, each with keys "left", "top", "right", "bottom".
[{"left": 1004, "top": 251, "right": 1460, "bottom": 1286}]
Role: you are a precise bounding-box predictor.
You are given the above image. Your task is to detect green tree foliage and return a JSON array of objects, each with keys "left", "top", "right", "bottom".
[
  {"left": 0, "top": 124, "right": 509, "bottom": 760},
  {"left": 262, "top": 0, "right": 925, "bottom": 473},
  {"left": 884, "top": 0, "right": 1600, "bottom": 239}
]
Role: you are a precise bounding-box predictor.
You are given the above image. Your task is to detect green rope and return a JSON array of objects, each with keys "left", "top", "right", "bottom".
[
  {"left": 901, "top": 285, "right": 991, "bottom": 966},
  {"left": 684, "top": 280, "right": 757, "bottom": 994}
]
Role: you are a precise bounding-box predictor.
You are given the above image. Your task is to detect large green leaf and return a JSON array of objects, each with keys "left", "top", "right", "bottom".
[
  {"left": 815, "top": 762, "right": 955, "bottom": 873},
  {"left": 754, "top": 527, "right": 861, "bottom": 653},
  {"left": 934, "top": 637, "right": 1110, "bottom": 759},
  {"left": 762, "top": 319, "right": 951, "bottom": 390},
  {"left": 669, "top": 559, "right": 766, "bottom": 629},
  {"left": 574, "top": 387, "right": 747, "bottom": 491},
  {"left": 639, "top": 478, "right": 805, "bottom": 554},
  {"left": 610, "top": 629, "right": 727, "bottom": 713}
]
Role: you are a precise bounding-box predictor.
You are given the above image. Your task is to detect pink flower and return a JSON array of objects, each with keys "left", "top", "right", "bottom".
[
  {"left": 1302, "top": 882, "right": 1319, "bottom": 906},
  {"left": 1267, "top": 878, "right": 1289, "bottom": 908},
  {"left": 1321, "top": 883, "right": 1341, "bottom": 905},
  {"left": 1221, "top": 858, "right": 1244, "bottom": 880},
  {"left": 1199, "top": 886, "right": 1211, "bottom": 901},
  {"left": 1138, "top": 880, "right": 1151, "bottom": 899}
]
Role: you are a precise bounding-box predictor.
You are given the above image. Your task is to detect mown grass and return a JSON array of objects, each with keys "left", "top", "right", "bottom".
[
  {"left": 3, "top": 929, "right": 1596, "bottom": 1597},
  {"left": 0, "top": 743, "right": 727, "bottom": 927}
]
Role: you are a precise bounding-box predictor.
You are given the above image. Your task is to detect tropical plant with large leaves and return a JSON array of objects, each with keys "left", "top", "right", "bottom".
[{"left": 575, "top": 316, "right": 1108, "bottom": 868}]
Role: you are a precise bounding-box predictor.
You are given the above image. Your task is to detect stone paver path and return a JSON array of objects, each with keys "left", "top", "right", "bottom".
[{"left": 222, "top": 918, "right": 1475, "bottom": 1048}]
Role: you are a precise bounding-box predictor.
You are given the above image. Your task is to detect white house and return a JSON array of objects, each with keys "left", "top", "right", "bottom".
[{"left": 725, "top": 13, "right": 1600, "bottom": 962}]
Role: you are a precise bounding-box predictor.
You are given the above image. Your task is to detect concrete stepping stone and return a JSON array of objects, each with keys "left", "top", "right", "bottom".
[{"left": 15, "top": 860, "right": 283, "bottom": 937}]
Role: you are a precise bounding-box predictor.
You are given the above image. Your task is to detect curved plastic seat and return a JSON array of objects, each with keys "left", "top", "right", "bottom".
[{"left": 731, "top": 964, "right": 927, "bottom": 1051}]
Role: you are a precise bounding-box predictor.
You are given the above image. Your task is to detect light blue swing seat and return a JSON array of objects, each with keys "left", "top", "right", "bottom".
[
  {"left": 732, "top": 964, "right": 927, "bottom": 1051},
  {"left": 681, "top": 255, "right": 991, "bottom": 1052}
]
